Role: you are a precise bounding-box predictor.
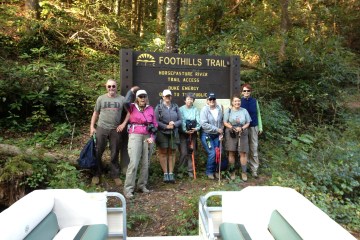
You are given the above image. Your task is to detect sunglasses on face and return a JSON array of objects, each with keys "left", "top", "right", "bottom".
[
  {"left": 242, "top": 90, "right": 251, "bottom": 92},
  {"left": 164, "top": 95, "right": 172, "bottom": 97},
  {"left": 208, "top": 98, "right": 216, "bottom": 101},
  {"left": 138, "top": 95, "right": 147, "bottom": 99},
  {"left": 107, "top": 85, "right": 116, "bottom": 89}
]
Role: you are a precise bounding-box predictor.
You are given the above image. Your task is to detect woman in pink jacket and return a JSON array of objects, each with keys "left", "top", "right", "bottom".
[{"left": 123, "top": 87, "right": 158, "bottom": 199}]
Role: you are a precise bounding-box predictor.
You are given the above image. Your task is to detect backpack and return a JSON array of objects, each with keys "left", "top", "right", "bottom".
[{"left": 78, "top": 135, "right": 97, "bottom": 169}]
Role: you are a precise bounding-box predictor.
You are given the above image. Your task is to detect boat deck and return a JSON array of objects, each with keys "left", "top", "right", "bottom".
[{"left": 128, "top": 236, "right": 200, "bottom": 240}]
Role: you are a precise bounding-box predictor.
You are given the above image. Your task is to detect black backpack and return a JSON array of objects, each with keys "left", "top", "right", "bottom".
[{"left": 78, "top": 135, "right": 97, "bottom": 169}]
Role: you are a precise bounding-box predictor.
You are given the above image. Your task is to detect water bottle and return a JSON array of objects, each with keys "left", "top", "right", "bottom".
[{"left": 205, "top": 136, "right": 212, "bottom": 149}]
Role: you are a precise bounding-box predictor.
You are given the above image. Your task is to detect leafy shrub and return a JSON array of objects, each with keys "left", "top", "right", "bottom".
[
  {"left": 48, "top": 161, "right": 85, "bottom": 189},
  {"left": 27, "top": 123, "right": 72, "bottom": 148},
  {"left": 0, "top": 47, "right": 93, "bottom": 131},
  {"left": 265, "top": 114, "right": 360, "bottom": 231}
]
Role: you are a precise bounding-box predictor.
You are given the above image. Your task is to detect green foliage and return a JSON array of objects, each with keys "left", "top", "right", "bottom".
[
  {"left": 27, "top": 123, "right": 72, "bottom": 148},
  {"left": 22, "top": 160, "right": 49, "bottom": 189},
  {"left": 48, "top": 161, "right": 85, "bottom": 189},
  {"left": 0, "top": 155, "right": 33, "bottom": 182},
  {"left": 0, "top": 153, "right": 89, "bottom": 192},
  {"left": 0, "top": 47, "right": 93, "bottom": 131},
  {"left": 181, "top": 0, "right": 227, "bottom": 54},
  {"left": 260, "top": 99, "right": 297, "bottom": 141},
  {"left": 264, "top": 113, "right": 360, "bottom": 231},
  {"left": 127, "top": 209, "right": 151, "bottom": 230},
  {"left": 168, "top": 191, "right": 200, "bottom": 236}
]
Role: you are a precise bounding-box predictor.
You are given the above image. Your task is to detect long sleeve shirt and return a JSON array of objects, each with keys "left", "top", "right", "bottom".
[
  {"left": 200, "top": 104, "right": 223, "bottom": 135},
  {"left": 179, "top": 105, "right": 201, "bottom": 132}
]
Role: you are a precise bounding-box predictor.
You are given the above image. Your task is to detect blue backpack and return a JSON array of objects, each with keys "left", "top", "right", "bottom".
[{"left": 78, "top": 135, "right": 97, "bottom": 169}]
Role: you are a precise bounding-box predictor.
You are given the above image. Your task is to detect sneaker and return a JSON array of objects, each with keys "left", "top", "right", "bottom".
[
  {"left": 207, "top": 174, "right": 215, "bottom": 180},
  {"left": 91, "top": 176, "right": 100, "bottom": 185},
  {"left": 138, "top": 187, "right": 150, "bottom": 193},
  {"left": 252, "top": 171, "right": 258, "bottom": 178},
  {"left": 125, "top": 192, "right": 134, "bottom": 199},
  {"left": 215, "top": 172, "right": 220, "bottom": 179},
  {"left": 168, "top": 173, "right": 175, "bottom": 183},
  {"left": 230, "top": 172, "right": 236, "bottom": 180},
  {"left": 188, "top": 172, "right": 194, "bottom": 178},
  {"left": 241, "top": 172, "right": 248, "bottom": 182},
  {"left": 163, "top": 173, "right": 170, "bottom": 183},
  {"left": 114, "top": 178, "right": 122, "bottom": 186}
]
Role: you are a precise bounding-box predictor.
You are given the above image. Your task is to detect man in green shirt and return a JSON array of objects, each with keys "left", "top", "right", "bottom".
[{"left": 90, "top": 79, "right": 128, "bottom": 185}]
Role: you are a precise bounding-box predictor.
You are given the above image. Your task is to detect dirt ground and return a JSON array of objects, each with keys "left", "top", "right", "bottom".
[
  {"left": 99, "top": 173, "right": 268, "bottom": 237},
  {"left": 99, "top": 172, "right": 359, "bottom": 239}
]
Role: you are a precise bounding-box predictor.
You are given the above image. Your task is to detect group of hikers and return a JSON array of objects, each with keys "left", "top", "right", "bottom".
[{"left": 89, "top": 79, "right": 262, "bottom": 199}]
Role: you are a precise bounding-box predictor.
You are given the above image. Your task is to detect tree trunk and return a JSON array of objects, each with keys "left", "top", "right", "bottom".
[
  {"left": 278, "top": 0, "right": 291, "bottom": 62},
  {"left": 0, "top": 144, "right": 77, "bottom": 164},
  {"left": 131, "top": 0, "right": 138, "bottom": 33},
  {"left": 138, "top": 0, "right": 143, "bottom": 36},
  {"left": 156, "top": 0, "right": 164, "bottom": 34},
  {"left": 165, "top": 0, "right": 181, "bottom": 53},
  {"left": 25, "top": 0, "right": 40, "bottom": 20},
  {"left": 116, "top": 0, "right": 122, "bottom": 16},
  {"left": 0, "top": 144, "right": 76, "bottom": 207}
]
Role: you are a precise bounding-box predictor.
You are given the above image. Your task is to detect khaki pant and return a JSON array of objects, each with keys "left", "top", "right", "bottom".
[
  {"left": 124, "top": 134, "right": 150, "bottom": 194},
  {"left": 248, "top": 126, "right": 260, "bottom": 173}
]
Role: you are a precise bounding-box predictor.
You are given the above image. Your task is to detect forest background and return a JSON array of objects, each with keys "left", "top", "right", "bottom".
[{"left": 0, "top": 0, "right": 359, "bottom": 238}]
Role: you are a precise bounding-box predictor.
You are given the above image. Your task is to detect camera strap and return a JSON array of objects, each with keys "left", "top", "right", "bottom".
[{"left": 140, "top": 109, "right": 150, "bottom": 125}]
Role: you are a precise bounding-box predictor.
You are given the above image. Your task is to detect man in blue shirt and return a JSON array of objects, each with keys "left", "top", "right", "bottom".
[{"left": 241, "top": 84, "right": 263, "bottom": 177}]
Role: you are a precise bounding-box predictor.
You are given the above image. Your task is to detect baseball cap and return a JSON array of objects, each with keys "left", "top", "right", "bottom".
[
  {"left": 162, "top": 89, "right": 172, "bottom": 96},
  {"left": 207, "top": 92, "right": 216, "bottom": 100},
  {"left": 136, "top": 89, "right": 147, "bottom": 98}
]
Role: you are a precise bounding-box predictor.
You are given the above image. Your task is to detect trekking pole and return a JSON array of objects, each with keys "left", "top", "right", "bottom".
[
  {"left": 238, "top": 130, "right": 241, "bottom": 160},
  {"left": 218, "top": 137, "right": 222, "bottom": 184},
  {"left": 167, "top": 133, "right": 171, "bottom": 178},
  {"left": 190, "top": 133, "right": 196, "bottom": 179},
  {"left": 170, "top": 129, "right": 176, "bottom": 183}
]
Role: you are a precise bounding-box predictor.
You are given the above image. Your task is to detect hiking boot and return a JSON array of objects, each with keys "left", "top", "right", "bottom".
[
  {"left": 163, "top": 173, "right": 170, "bottom": 183},
  {"left": 125, "top": 192, "right": 134, "bottom": 199},
  {"left": 241, "top": 172, "right": 248, "bottom": 182},
  {"left": 138, "top": 187, "right": 150, "bottom": 193},
  {"left": 230, "top": 172, "right": 236, "bottom": 180},
  {"left": 188, "top": 172, "right": 194, "bottom": 178},
  {"left": 91, "top": 176, "right": 100, "bottom": 185},
  {"left": 168, "top": 173, "right": 175, "bottom": 183},
  {"left": 207, "top": 174, "right": 215, "bottom": 180},
  {"left": 114, "top": 178, "right": 122, "bottom": 186}
]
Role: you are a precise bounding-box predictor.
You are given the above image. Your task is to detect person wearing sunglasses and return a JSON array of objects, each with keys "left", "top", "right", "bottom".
[
  {"left": 240, "top": 83, "right": 263, "bottom": 178},
  {"left": 122, "top": 87, "right": 158, "bottom": 199},
  {"left": 155, "top": 89, "right": 182, "bottom": 183},
  {"left": 90, "top": 79, "right": 128, "bottom": 186},
  {"left": 200, "top": 92, "right": 224, "bottom": 180}
]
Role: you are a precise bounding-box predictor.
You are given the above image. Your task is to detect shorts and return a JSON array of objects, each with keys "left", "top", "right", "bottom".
[
  {"left": 156, "top": 130, "right": 180, "bottom": 149},
  {"left": 224, "top": 127, "right": 249, "bottom": 153}
]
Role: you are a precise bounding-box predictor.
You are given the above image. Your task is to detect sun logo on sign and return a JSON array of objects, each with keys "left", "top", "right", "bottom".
[{"left": 136, "top": 53, "right": 156, "bottom": 66}]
